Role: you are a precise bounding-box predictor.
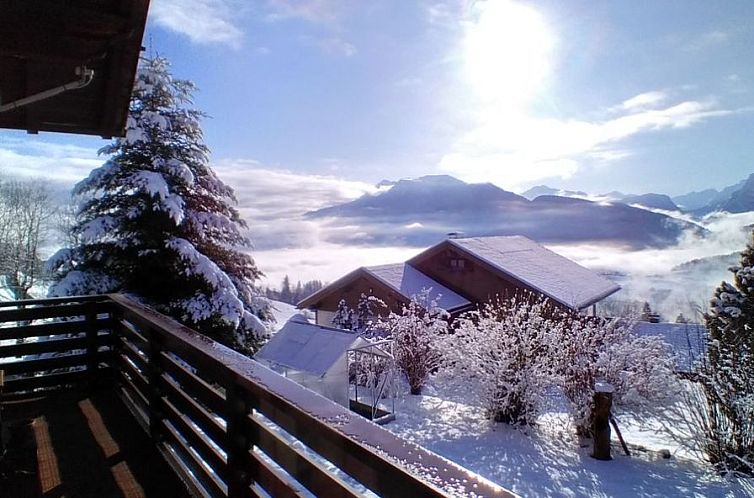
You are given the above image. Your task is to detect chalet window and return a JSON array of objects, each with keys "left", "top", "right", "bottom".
[{"left": 449, "top": 258, "right": 466, "bottom": 270}]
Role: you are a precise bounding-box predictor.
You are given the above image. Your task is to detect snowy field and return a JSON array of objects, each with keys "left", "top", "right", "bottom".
[
  {"left": 267, "top": 299, "right": 314, "bottom": 333},
  {"left": 384, "top": 390, "right": 754, "bottom": 497}
]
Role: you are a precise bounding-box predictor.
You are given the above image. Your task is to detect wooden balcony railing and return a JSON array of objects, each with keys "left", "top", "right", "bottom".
[{"left": 0, "top": 294, "right": 514, "bottom": 498}]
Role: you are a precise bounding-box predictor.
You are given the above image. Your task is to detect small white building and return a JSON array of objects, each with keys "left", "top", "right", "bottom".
[{"left": 255, "top": 314, "right": 370, "bottom": 407}]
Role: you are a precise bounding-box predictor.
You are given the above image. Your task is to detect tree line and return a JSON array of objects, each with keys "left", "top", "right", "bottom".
[{"left": 264, "top": 275, "right": 324, "bottom": 305}]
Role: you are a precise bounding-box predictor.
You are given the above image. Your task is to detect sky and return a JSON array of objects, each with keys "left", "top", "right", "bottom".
[{"left": 2, "top": 0, "right": 754, "bottom": 288}]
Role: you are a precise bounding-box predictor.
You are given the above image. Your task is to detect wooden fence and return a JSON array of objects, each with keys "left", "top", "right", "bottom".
[{"left": 0, "top": 294, "right": 514, "bottom": 498}]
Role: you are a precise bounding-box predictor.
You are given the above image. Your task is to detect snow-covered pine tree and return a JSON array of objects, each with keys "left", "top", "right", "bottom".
[
  {"left": 47, "top": 56, "right": 271, "bottom": 355},
  {"left": 702, "top": 233, "right": 754, "bottom": 475},
  {"left": 331, "top": 299, "right": 354, "bottom": 330}
]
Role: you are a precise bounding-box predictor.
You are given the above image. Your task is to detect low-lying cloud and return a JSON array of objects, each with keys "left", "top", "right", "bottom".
[
  {"left": 550, "top": 211, "right": 754, "bottom": 320},
  {"left": 0, "top": 137, "right": 101, "bottom": 183}
]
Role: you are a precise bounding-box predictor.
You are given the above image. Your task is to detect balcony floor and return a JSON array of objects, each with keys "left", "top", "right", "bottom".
[{"left": 1, "top": 387, "right": 189, "bottom": 498}]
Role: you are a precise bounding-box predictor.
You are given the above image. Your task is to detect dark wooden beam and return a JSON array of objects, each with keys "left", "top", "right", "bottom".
[
  {"left": 1, "top": 0, "right": 129, "bottom": 37},
  {"left": 0, "top": 0, "right": 149, "bottom": 137}
]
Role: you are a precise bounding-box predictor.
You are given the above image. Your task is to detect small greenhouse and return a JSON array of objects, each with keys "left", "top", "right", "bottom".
[
  {"left": 255, "top": 314, "right": 370, "bottom": 407},
  {"left": 347, "top": 340, "right": 397, "bottom": 424}
]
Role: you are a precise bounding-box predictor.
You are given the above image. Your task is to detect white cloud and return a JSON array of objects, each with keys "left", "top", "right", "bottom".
[
  {"left": 150, "top": 0, "right": 245, "bottom": 48},
  {"left": 424, "top": 0, "right": 471, "bottom": 27},
  {"left": 264, "top": 0, "right": 347, "bottom": 23},
  {"left": 436, "top": 3, "right": 750, "bottom": 191},
  {"left": 213, "top": 159, "right": 375, "bottom": 248},
  {"left": 685, "top": 30, "right": 730, "bottom": 51},
  {"left": 439, "top": 98, "right": 744, "bottom": 189},
  {"left": 317, "top": 37, "right": 357, "bottom": 57},
  {"left": 0, "top": 138, "right": 101, "bottom": 183},
  {"left": 212, "top": 159, "right": 423, "bottom": 283},
  {"left": 618, "top": 91, "right": 668, "bottom": 111},
  {"left": 551, "top": 211, "right": 754, "bottom": 319}
]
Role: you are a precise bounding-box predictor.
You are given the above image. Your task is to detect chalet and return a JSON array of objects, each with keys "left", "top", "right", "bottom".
[
  {"left": 298, "top": 261, "right": 472, "bottom": 326},
  {"left": 299, "top": 235, "right": 621, "bottom": 326}
]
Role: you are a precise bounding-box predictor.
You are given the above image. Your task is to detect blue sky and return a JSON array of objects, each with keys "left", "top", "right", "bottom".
[{"left": 2, "top": 0, "right": 753, "bottom": 198}]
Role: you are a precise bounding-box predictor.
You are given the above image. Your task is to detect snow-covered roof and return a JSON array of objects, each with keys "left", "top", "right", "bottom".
[
  {"left": 447, "top": 236, "right": 620, "bottom": 310},
  {"left": 633, "top": 321, "right": 707, "bottom": 373},
  {"left": 255, "top": 317, "right": 365, "bottom": 377},
  {"left": 364, "top": 263, "right": 471, "bottom": 312}
]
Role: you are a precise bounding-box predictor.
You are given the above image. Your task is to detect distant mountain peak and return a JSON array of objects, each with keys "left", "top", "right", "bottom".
[
  {"left": 521, "top": 185, "right": 588, "bottom": 201},
  {"left": 376, "top": 179, "right": 396, "bottom": 188},
  {"left": 405, "top": 174, "right": 466, "bottom": 185}
]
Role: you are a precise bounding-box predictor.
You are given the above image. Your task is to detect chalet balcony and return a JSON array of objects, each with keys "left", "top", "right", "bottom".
[{"left": 0, "top": 294, "right": 513, "bottom": 498}]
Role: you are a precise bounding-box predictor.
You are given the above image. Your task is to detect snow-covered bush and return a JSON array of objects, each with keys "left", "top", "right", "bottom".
[
  {"left": 442, "top": 295, "right": 559, "bottom": 425},
  {"left": 698, "top": 234, "right": 754, "bottom": 475},
  {"left": 441, "top": 293, "right": 678, "bottom": 429},
  {"left": 379, "top": 289, "right": 447, "bottom": 395},
  {"left": 556, "top": 314, "right": 678, "bottom": 435},
  {"left": 47, "top": 56, "right": 270, "bottom": 354}
]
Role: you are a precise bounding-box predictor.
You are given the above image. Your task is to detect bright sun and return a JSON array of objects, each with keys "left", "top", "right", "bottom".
[{"left": 464, "top": 0, "right": 554, "bottom": 111}]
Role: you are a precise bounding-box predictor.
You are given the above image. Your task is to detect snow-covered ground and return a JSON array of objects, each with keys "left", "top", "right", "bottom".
[
  {"left": 268, "top": 299, "right": 298, "bottom": 325},
  {"left": 384, "top": 391, "right": 754, "bottom": 497}
]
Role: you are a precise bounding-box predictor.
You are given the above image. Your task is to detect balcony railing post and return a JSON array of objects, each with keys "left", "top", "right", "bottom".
[
  {"left": 85, "top": 309, "right": 98, "bottom": 388},
  {"left": 147, "top": 327, "right": 165, "bottom": 442},
  {"left": 225, "top": 382, "right": 252, "bottom": 498}
]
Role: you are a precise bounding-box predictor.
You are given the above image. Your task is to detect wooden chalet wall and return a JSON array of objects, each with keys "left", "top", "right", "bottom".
[
  {"left": 412, "top": 248, "right": 518, "bottom": 307},
  {"left": 308, "top": 272, "right": 406, "bottom": 326}
]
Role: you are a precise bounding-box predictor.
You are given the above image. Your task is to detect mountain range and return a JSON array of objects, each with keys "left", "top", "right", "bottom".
[
  {"left": 523, "top": 173, "right": 754, "bottom": 215},
  {"left": 307, "top": 175, "right": 708, "bottom": 249}
]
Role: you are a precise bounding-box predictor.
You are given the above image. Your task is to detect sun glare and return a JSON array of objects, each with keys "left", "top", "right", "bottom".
[{"left": 464, "top": 0, "right": 554, "bottom": 111}]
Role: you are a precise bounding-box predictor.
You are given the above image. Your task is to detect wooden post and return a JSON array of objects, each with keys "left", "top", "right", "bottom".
[
  {"left": 592, "top": 380, "right": 613, "bottom": 461},
  {"left": 85, "top": 310, "right": 98, "bottom": 388},
  {"left": 146, "top": 327, "right": 164, "bottom": 442},
  {"left": 225, "top": 382, "right": 252, "bottom": 497}
]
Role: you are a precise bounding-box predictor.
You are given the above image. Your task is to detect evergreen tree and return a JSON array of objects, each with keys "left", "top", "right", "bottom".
[
  {"left": 279, "top": 275, "right": 292, "bottom": 303},
  {"left": 702, "top": 233, "right": 754, "bottom": 474},
  {"left": 355, "top": 292, "right": 386, "bottom": 332},
  {"left": 47, "top": 56, "right": 270, "bottom": 354},
  {"left": 332, "top": 299, "right": 354, "bottom": 330}
]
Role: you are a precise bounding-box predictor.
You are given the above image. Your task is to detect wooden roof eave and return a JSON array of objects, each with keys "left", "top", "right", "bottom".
[
  {"left": 0, "top": 0, "right": 150, "bottom": 138},
  {"left": 296, "top": 268, "right": 411, "bottom": 310}
]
